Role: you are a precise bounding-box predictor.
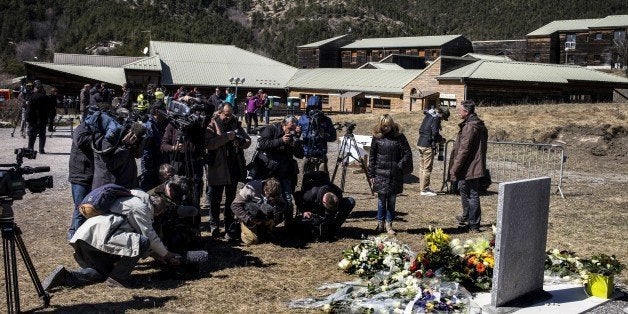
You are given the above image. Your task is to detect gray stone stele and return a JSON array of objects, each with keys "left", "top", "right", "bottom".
[{"left": 487, "top": 177, "right": 552, "bottom": 313}]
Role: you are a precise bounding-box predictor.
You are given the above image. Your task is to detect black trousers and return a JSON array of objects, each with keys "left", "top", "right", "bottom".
[{"left": 27, "top": 123, "right": 46, "bottom": 152}]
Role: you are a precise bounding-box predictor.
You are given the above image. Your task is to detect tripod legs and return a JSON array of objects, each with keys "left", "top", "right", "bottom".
[
  {"left": 332, "top": 134, "right": 373, "bottom": 193},
  {"left": 2, "top": 223, "right": 51, "bottom": 313}
]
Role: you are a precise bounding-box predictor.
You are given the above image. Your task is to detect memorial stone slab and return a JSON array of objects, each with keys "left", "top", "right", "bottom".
[{"left": 487, "top": 177, "right": 552, "bottom": 313}]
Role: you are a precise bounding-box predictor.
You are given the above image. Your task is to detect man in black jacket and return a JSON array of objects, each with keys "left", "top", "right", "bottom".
[
  {"left": 26, "top": 86, "right": 49, "bottom": 153},
  {"left": 67, "top": 122, "right": 94, "bottom": 240},
  {"left": 416, "top": 107, "right": 449, "bottom": 196},
  {"left": 295, "top": 171, "right": 355, "bottom": 241},
  {"left": 254, "top": 115, "right": 304, "bottom": 224}
]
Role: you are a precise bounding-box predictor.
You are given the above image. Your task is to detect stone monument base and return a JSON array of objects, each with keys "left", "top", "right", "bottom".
[{"left": 483, "top": 289, "right": 552, "bottom": 314}]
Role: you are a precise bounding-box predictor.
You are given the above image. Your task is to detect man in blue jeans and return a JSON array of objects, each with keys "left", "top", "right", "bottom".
[
  {"left": 67, "top": 122, "right": 94, "bottom": 240},
  {"left": 449, "top": 100, "right": 488, "bottom": 233}
]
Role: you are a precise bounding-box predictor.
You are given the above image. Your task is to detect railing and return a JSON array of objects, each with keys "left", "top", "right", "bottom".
[{"left": 441, "top": 140, "right": 566, "bottom": 198}]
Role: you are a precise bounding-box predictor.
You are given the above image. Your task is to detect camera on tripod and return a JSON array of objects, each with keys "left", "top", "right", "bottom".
[
  {"left": 334, "top": 122, "right": 356, "bottom": 134},
  {"left": 0, "top": 148, "right": 53, "bottom": 201}
]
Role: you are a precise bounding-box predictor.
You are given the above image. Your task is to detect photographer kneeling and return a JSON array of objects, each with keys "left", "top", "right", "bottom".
[
  {"left": 42, "top": 187, "right": 182, "bottom": 290},
  {"left": 231, "top": 178, "right": 287, "bottom": 245},
  {"left": 295, "top": 171, "right": 355, "bottom": 242}
]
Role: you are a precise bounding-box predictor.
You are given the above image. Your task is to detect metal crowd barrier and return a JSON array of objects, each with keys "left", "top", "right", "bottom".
[
  {"left": 441, "top": 140, "right": 566, "bottom": 198},
  {"left": 49, "top": 115, "right": 76, "bottom": 138}
]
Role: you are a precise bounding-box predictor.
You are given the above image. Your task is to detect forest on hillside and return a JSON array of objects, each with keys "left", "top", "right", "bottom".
[{"left": 0, "top": 0, "right": 627, "bottom": 76}]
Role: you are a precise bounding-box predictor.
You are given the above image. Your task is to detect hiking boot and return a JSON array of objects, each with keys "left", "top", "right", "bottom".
[
  {"left": 42, "top": 265, "right": 69, "bottom": 291},
  {"left": 455, "top": 215, "right": 468, "bottom": 227},
  {"left": 385, "top": 222, "right": 396, "bottom": 235},
  {"left": 375, "top": 221, "right": 385, "bottom": 234},
  {"left": 420, "top": 188, "right": 437, "bottom": 196}
]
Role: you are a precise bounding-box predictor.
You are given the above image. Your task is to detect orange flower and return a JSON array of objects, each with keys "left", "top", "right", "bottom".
[
  {"left": 467, "top": 256, "right": 477, "bottom": 267},
  {"left": 476, "top": 263, "right": 486, "bottom": 273}
]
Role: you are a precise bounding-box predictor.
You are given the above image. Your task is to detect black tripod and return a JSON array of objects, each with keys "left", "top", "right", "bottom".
[
  {"left": 331, "top": 125, "right": 372, "bottom": 194},
  {"left": 1, "top": 201, "right": 50, "bottom": 313}
]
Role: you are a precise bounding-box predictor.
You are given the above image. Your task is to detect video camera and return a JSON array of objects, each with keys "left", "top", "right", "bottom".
[
  {"left": 334, "top": 122, "right": 356, "bottom": 134},
  {"left": 0, "top": 148, "right": 53, "bottom": 201},
  {"left": 167, "top": 99, "right": 209, "bottom": 132}
]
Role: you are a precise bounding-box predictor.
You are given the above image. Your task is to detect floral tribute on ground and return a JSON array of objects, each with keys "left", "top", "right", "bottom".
[{"left": 290, "top": 229, "right": 625, "bottom": 312}]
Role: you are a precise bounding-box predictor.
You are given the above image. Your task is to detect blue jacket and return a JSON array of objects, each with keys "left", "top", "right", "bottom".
[
  {"left": 298, "top": 112, "right": 336, "bottom": 158},
  {"left": 141, "top": 116, "right": 166, "bottom": 174}
]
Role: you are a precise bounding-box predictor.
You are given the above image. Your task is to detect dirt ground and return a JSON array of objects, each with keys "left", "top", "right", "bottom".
[{"left": 0, "top": 103, "right": 626, "bottom": 312}]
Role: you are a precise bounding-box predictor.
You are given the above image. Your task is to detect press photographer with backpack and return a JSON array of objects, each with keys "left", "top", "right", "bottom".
[
  {"left": 42, "top": 184, "right": 183, "bottom": 290},
  {"left": 297, "top": 95, "right": 336, "bottom": 175}
]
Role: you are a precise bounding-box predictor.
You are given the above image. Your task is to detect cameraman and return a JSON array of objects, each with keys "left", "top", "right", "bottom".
[
  {"left": 255, "top": 115, "right": 304, "bottom": 224},
  {"left": 297, "top": 96, "right": 337, "bottom": 174},
  {"left": 416, "top": 106, "right": 449, "bottom": 196},
  {"left": 161, "top": 98, "right": 213, "bottom": 210},
  {"left": 139, "top": 103, "right": 168, "bottom": 191},
  {"left": 205, "top": 104, "right": 251, "bottom": 240},
  {"left": 42, "top": 189, "right": 182, "bottom": 290},
  {"left": 231, "top": 178, "right": 286, "bottom": 245},
  {"left": 295, "top": 171, "right": 355, "bottom": 241},
  {"left": 92, "top": 116, "right": 146, "bottom": 189}
]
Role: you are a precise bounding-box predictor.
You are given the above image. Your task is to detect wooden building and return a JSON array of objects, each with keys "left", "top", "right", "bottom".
[
  {"left": 297, "top": 35, "right": 353, "bottom": 69},
  {"left": 436, "top": 59, "right": 628, "bottom": 105},
  {"left": 340, "top": 35, "right": 472, "bottom": 68},
  {"left": 526, "top": 15, "right": 628, "bottom": 67}
]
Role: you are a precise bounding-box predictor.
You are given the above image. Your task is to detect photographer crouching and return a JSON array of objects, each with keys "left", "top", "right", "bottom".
[
  {"left": 297, "top": 96, "right": 336, "bottom": 175},
  {"left": 231, "top": 178, "right": 287, "bottom": 245},
  {"left": 42, "top": 179, "right": 188, "bottom": 290},
  {"left": 295, "top": 171, "right": 355, "bottom": 242}
]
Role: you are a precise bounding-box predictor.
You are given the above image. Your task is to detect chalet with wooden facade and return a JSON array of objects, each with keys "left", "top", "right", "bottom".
[
  {"left": 436, "top": 60, "right": 628, "bottom": 104},
  {"left": 526, "top": 15, "right": 628, "bottom": 67},
  {"left": 339, "top": 35, "right": 473, "bottom": 68},
  {"left": 297, "top": 34, "right": 354, "bottom": 69}
]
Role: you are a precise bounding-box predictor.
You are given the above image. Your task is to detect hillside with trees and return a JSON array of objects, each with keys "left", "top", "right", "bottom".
[{"left": 1, "top": 0, "right": 627, "bottom": 76}]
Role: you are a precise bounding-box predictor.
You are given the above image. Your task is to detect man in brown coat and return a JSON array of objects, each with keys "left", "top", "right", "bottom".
[{"left": 449, "top": 100, "right": 488, "bottom": 232}]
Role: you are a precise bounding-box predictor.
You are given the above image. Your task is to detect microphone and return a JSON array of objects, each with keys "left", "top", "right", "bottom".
[{"left": 182, "top": 250, "right": 208, "bottom": 264}]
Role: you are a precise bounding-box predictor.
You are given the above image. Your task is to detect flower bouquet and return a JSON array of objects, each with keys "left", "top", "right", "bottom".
[
  {"left": 582, "top": 254, "right": 625, "bottom": 299},
  {"left": 544, "top": 249, "right": 585, "bottom": 283},
  {"left": 338, "top": 236, "right": 414, "bottom": 278}
]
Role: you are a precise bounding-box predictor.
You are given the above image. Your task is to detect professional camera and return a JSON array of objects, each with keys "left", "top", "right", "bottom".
[
  {"left": 334, "top": 122, "right": 356, "bottom": 134},
  {"left": 233, "top": 129, "right": 248, "bottom": 146},
  {"left": 0, "top": 148, "right": 53, "bottom": 201},
  {"left": 245, "top": 202, "right": 276, "bottom": 222},
  {"left": 167, "top": 100, "right": 208, "bottom": 132}
]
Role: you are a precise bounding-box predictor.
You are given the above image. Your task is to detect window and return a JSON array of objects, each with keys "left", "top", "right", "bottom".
[
  {"left": 373, "top": 98, "right": 390, "bottom": 109},
  {"left": 595, "top": 33, "right": 602, "bottom": 40},
  {"left": 351, "top": 51, "right": 357, "bottom": 64},
  {"left": 593, "top": 54, "right": 601, "bottom": 63},
  {"left": 534, "top": 52, "right": 541, "bottom": 62},
  {"left": 614, "top": 30, "right": 626, "bottom": 41},
  {"left": 565, "top": 33, "right": 576, "bottom": 43}
]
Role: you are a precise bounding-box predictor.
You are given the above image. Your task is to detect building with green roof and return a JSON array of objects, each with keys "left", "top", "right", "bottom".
[{"left": 526, "top": 15, "right": 627, "bottom": 67}]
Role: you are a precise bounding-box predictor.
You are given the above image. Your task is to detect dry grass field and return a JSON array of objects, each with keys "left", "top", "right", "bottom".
[{"left": 0, "top": 103, "right": 626, "bottom": 312}]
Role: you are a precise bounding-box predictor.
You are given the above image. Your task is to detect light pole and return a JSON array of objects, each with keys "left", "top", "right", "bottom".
[{"left": 228, "top": 77, "right": 245, "bottom": 114}]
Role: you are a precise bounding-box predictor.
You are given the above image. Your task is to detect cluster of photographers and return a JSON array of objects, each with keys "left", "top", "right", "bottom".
[{"left": 38, "top": 82, "right": 488, "bottom": 291}]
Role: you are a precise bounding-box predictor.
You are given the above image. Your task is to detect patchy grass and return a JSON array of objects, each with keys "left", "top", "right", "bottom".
[{"left": 3, "top": 103, "right": 627, "bottom": 312}]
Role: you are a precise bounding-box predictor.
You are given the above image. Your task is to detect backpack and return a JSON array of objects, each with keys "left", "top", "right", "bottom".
[
  {"left": 301, "top": 171, "right": 331, "bottom": 192},
  {"left": 84, "top": 109, "right": 124, "bottom": 144},
  {"left": 79, "top": 184, "right": 133, "bottom": 218}
]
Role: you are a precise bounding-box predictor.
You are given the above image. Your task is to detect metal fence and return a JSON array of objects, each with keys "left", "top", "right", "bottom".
[{"left": 441, "top": 140, "right": 566, "bottom": 198}]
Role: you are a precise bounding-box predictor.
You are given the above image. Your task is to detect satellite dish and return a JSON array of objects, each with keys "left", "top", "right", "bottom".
[{"left": 142, "top": 47, "right": 149, "bottom": 55}]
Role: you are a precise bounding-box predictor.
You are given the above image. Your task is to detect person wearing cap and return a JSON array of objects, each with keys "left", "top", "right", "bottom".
[
  {"left": 449, "top": 100, "right": 488, "bottom": 233},
  {"left": 416, "top": 106, "right": 450, "bottom": 196},
  {"left": 139, "top": 103, "right": 168, "bottom": 191}
]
